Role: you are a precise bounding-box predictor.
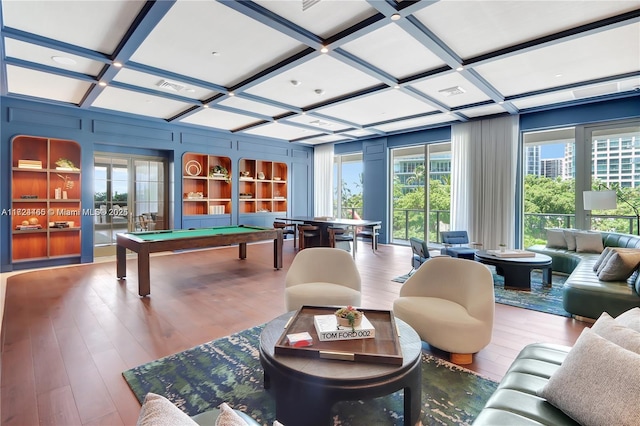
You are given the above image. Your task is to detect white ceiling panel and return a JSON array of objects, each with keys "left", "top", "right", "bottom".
[
  {"left": 178, "top": 107, "right": 261, "bottom": 131},
  {"left": 130, "top": 0, "right": 305, "bottom": 87},
  {"left": 219, "top": 96, "right": 290, "bottom": 118},
  {"left": 316, "top": 90, "right": 438, "bottom": 125},
  {"left": 415, "top": 0, "right": 639, "bottom": 58},
  {"left": 409, "top": 72, "right": 491, "bottom": 108},
  {"left": 475, "top": 24, "right": 640, "bottom": 97},
  {"left": 1, "top": 0, "right": 145, "bottom": 53},
  {"left": 300, "top": 134, "right": 353, "bottom": 145},
  {"left": 6, "top": 65, "right": 91, "bottom": 104},
  {"left": 254, "top": 0, "right": 377, "bottom": 39},
  {"left": 243, "top": 122, "right": 325, "bottom": 140},
  {"left": 371, "top": 114, "right": 455, "bottom": 133},
  {"left": 92, "top": 86, "right": 191, "bottom": 119},
  {"left": 4, "top": 39, "right": 105, "bottom": 76},
  {"left": 112, "top": 68, "right": 217, "bottom": 101},
  {"left": 244, "top": 54, "right": 382, "bottom": 107},
  {"left": 340, "top": 23, "right": 445, "bottom": 79},
  {"left": 341, "top": 129, "right": 379, "bottom": 138}
]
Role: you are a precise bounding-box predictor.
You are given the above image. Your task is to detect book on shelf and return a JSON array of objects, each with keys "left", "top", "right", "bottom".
[
  {"left": 17, "top": 160, "right": 42, "bottom": 169},
  {"left": 313, "top": 314, "right": 375, "bottom": 341},
  {"left": 487, "top": 249, "right": 535, "bottom": 258}
]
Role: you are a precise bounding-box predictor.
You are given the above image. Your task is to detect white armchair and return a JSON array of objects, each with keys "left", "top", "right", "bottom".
[
  {"left": 393, "top": 256, "right": 494, "bottom": 364},
  {"left": 285, "top": 247, "right": 361, "bottom": 311}
]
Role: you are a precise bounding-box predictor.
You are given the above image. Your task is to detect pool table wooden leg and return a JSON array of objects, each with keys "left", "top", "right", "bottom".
[
  {"left": 116, "top": 244, "right": 127, "bottom": 279},
  {"left": 274, "top": 233, "right": 283, "bottom": 269},
  {"left": 138, "top": 246, "right": 151, "bottom": 297},
  {"left": 239, "top": 242, "right": 247, "bottom": 260}
]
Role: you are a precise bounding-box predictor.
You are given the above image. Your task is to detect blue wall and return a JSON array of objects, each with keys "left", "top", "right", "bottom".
[{"left": 0, "top": 97, "right": 314, "bottom": 271}]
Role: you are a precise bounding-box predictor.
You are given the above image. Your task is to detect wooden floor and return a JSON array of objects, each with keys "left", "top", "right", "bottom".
[{"left": 1, "top": 241, "right": 589, "bottom": 425}]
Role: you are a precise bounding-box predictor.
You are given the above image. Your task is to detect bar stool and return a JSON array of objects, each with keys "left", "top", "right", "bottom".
[
  {"left": 273, "top": 221, "right": 297, "bottom": 248},
  {"left": 298, "top": 225, "right": 321, "bottom": 250}
]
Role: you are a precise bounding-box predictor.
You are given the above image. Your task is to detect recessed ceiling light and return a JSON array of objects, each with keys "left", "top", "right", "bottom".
[
  {"left": 555, "top": 73, "right": 563, "bottom": 78},
  {"left": 211, "top": 51, "right": 221, "bottom": 56},
  {"left": 498, "top": 101, "right": 505, "bottom": 105},
  {"left": 51, "top": 56, "right": 76, "bottom": 65},
  {"left": 228, "top": 91, "right": 235, "bottom": 96},
  {"left": 203, "top": 104, "right": 210, "bottom": 108},
  {"left": 314, "top": 89, "right": 325, "bottom": 95},
  {"left": 320, "top": 46, "right": 329, "bottom": 53},
  {"left": 391, "top": 13, "right": 401, "bottom": 21},
  {"left": 113, "top": 61, "right": 123, "bottom": 68},
  {"left": 98, "top": 81, "right": 107, "bottom": 87},
  {"left": 290, "top": 80, "right": 301, "bottom": 86},
  {"left": 393, "top": 84, "right": 400, "bottom": 89},
  {"left": 185, "top": 88, "right": 196, "bottom": 93},
  {"left": 456, "top": 66, "right": 464, "bottom": 72}
]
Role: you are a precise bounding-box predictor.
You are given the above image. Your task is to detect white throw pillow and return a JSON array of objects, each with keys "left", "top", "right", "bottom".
[
  {"left": 616, "top": 307, "right": 640, "bottom": 333},
  {"left": 591, "top": 312, "right": 640, "bottom": 353},
  {"left": 574, "top": 231, "right": 603, "bottom": 253},
  {"left": 592, "top": 247, "right": 611, "bottom": 271},
  {"left": 597, "top": 249, "right": 640, "bottom": 281},
  {"left": 136, "top": 393, "right": 198, "bottom": 426},
  {"left": 562, "top": 229, "right": 578, "bottom": 251},
  {"left": 539, "top": 328, "right": 640, "bottom": 426},
  {"left": 546, "top": 229, "right": 567, "bottom": 249},
  {"left": 215, "top": 403, "right": 249, "bottom": 426}
]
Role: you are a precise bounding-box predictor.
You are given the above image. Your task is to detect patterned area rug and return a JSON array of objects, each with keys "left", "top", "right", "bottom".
[
  {"left": 392, "top": 268, "right": 570, "bottom": 318},
  {"left": 123, "top": 325, "right": 498, "bottom": 425}
]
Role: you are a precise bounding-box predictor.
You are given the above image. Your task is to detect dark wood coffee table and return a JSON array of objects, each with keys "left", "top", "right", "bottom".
[
  {"left": 474, "top": 250, "right": 553, "bottom": 290},
  {"left": 259, "top": 311, "right": 422, "bottom": 426}
]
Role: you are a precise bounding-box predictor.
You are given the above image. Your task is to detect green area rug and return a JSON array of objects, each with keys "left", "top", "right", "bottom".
[
  {"left": 393, "top": 268, "right": 570, "bottom": 318},
  {"left": 123, "top": 325, "right": 498, "bottom": 425}
]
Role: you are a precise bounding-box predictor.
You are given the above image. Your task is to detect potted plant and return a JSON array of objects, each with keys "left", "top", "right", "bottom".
[
  {"left": 499, "top": 243, "right": 507, "bottom": 253},
  {"left": 209, "top": 165, "right": 230, "bottom": 183},
  {"left": 335, "top": 305, "right": 363, "bottom": 331}
]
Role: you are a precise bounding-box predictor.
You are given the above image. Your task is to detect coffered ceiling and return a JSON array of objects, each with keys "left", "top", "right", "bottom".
[{"left": 1, "top": 0, "right": 639, "bottom": 145}]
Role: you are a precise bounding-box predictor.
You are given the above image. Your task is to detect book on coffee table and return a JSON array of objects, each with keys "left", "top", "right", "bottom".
[
  {"left": 313, "top": 314, "right": 375, "bottom": 341},
  {"left": 487, "top": 249, "right": 535, "bottom": 258}
]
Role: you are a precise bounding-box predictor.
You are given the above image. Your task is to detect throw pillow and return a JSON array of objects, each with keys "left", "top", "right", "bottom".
[
  {"left": 546, "top": 229, "right": 567, "bottom": 249},
  {"left": 574, "top": 231, "right": 604, "bottom": 253},
  {"left": 616, "top": 307, "right": 640, "bottom": 333},
  {"left": 215, "top": 403, "right": 249, "bottom": 426},
  {"left": 539, "top": 328, "right": 640, "bottom": 426},
  {"left": 136, "top": 393, "right": 198, "bottom": 426},
  {"left": 591, "top": 312, "right": 640, "bottom": 353},
  {"left": 562, "top": 229, "right": 578, "bottom": 251},
  {"left": 592, "top": 247, "right": 611, "bottom": 271},
  {"left": 597, "top": 249, "right": 640, "bottom": 281}
]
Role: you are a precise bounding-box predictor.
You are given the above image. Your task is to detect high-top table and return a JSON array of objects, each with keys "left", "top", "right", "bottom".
[
  {"left": 474, "top": 250, "right": 552, "bottom": 290},
  {"left": 259, "top": 311, "right": 422, "bottom": 426},
  {"left": 275, "top": 216, "right": 381, "bottom": 258}
]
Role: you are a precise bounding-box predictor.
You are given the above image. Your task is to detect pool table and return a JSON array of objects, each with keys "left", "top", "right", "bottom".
[{"left": 116, "top": 225, "right": 283, "bottom": 296}]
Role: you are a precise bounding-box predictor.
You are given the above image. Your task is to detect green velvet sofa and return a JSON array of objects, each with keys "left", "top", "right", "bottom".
[{"left": 527, "top": 231, "right": 640, "bottom": 319}]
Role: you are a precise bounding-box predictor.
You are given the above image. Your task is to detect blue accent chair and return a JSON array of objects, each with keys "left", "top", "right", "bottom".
[
  {"left": 410, "top": 237, "right": 430, "bottom": 273},
  {"left": 440, "top": 231, "right": 482, "bottom": 260}
]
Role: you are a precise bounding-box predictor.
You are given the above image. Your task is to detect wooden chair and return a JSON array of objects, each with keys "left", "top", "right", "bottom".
[
  {"left": 273, "top": 221, "right": 297, "bottom": 248},
  {"left": 356, "top": 224, "right": 380, "bottom": 252},
  {"left": 298, "top": 224, "right": 321, "bottom": 250}
]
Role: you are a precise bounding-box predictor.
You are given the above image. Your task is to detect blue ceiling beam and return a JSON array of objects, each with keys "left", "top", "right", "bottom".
[
  {"left": 235, "top": 92, "right": 302, "bottom": 114},
  {"left": 331, "top": 47, "right": 398, "bottom": 87},
  {"left": 460, "top": 68, "right": 519, "bottom": 114},
  {"left": 1, "top": 26, "right": 111, "bottom": 63},
  {"left": 324, "top": 13, "right": 388, "bottom": 48},
  {"left": 402, "top": 85, "right": 469, "bottom": 121},
  {"left": 218, "top": 0, "right": 323, "bottom": 49},
  {"left": 4, "top": 57, "right": 96, "bottom": 83},
  {"left": 466, "top": 9, "right": 640, "bottom": 67},
  {"left": 80, "top": 0, "right": 176, "bottom": 108}
]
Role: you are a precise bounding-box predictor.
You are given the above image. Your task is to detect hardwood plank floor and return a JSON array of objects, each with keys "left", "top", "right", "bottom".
[{"left": 1, "top": 241, "right": 589, "bottom": 425}]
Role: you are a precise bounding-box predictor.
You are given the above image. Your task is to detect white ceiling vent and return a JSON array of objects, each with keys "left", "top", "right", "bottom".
[
  {"left": 572, "top": 83, "right": 619, "bottom": 99},
  {"left": 302, "top": 0, "right": 320, "bottom": 11},
  {"left": 438, "top": 86, "right": 466, "bottom": 97},
  {"left": 309, "top": 119, "right": 332, "bottom": 127},
  {"left": 156, "top": 79, "right": 185, "bottom": 92}
]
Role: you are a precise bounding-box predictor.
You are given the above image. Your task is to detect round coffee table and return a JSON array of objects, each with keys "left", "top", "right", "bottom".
[
  {"left": 259, "top": 311, "right": 422, "bottom": 426},
  {"left": 474, "top": 250, "right": 553, "bottom": 290}
]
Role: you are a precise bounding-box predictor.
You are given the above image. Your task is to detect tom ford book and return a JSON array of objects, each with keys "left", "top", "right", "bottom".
[{"left": 313, "top": 314, "right": 376, "bottom": 341}]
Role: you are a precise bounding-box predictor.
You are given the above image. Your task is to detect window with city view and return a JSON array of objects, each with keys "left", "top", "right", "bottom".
[
  {"left": 333, "top": 153, "right": 363, "bottom": 219},
  {"left": 523, "top": 122, "right": 640, "bottom": 248},
  {"left": 391, "top": 143, "right": 451, "bottom": 243}
]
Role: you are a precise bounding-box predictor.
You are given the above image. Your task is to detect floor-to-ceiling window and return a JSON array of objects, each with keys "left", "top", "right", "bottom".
[
  {"left": 333, "top": 153, "right": 363, "bottom": 219},
  {"left": 94, "top": 154, "right": 168, "bottom": 256},
  {"left": 390, "top": 143, "right": 451, "bottom": 244},
  {"left": 522, "top": 120, "right": 640, "bottom": 247}
]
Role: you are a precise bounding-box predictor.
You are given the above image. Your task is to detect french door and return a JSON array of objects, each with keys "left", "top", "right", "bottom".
[{"left": 93, "top": 154, "right": 168, "bottom": 257}]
